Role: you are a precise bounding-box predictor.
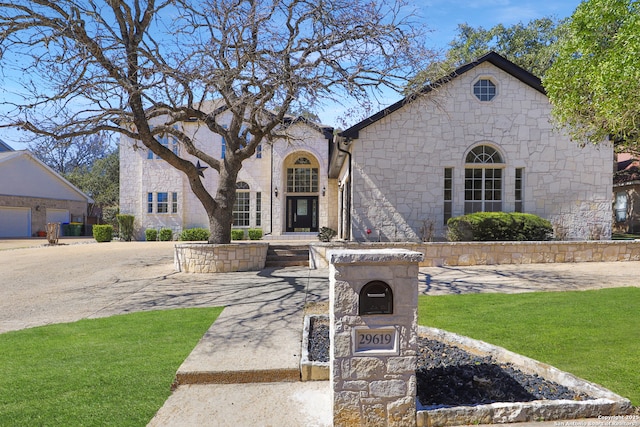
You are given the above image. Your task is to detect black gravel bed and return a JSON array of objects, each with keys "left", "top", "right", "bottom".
[{"left": 307, "top": 319, "right": 594, "bottom": 408}]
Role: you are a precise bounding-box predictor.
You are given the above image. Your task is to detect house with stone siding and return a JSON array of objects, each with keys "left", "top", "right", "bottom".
[
  {"left": 329, "top": 52, "right": 613, "bottom": 241},
  {"left": 120, "top": 52, "right": 612, "bottom": 242},
  {"left": 119, "top": 103, "right": 337, "bottom": 240}
]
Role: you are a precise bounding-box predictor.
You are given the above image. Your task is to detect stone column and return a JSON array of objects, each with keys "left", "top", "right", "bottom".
[{"left": 329, "top": 249, "right": 424, "bottom": 427}]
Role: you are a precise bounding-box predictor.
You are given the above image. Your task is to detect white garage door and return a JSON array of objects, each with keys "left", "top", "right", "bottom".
[{"left": 0, "top": 207, "right": 31, "bottom": 237}]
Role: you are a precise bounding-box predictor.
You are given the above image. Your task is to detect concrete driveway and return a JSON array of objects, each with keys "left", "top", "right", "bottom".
[
  {"left": 0, "top": 240, "right": 329, "bottom": 334},
  {"left": 2, "top": 238, "right": 640, "bottom": 334}
]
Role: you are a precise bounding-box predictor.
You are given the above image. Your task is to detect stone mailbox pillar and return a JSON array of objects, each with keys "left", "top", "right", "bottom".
[{"left": 329, "top": 249, "right": 424, "bottom": 427}]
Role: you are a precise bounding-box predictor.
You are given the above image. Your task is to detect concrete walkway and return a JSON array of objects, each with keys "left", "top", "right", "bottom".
[{"left": 1, "top": 238, "right": 638, "bottom": 426}]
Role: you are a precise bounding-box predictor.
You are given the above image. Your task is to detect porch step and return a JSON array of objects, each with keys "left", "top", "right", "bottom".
[{"left": 265, "top": 244, "right": 310, "bottom": 268}]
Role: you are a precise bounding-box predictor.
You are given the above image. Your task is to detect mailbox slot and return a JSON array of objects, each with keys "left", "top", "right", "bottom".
[{"left": 359, "top": 281, "right": 393, "bottom": 315}]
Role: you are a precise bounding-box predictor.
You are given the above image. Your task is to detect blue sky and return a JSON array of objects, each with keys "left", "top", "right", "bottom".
[
  {"left": 2, "top": 0, "right": 584, "bottom": 150},
  {"left": 420, "top": 0, "right": 582, "bottom": 49},
  {"left": 318, "top": 0, "right": 584, "bottom": 127}
]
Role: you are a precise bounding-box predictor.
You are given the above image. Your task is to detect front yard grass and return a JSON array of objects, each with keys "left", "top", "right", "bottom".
[
  {"left": 0, "top": 307, "right": 223, "bottom": 426},
  {"left": 418, "top": 287, "right": 640, "bottom": 406}
]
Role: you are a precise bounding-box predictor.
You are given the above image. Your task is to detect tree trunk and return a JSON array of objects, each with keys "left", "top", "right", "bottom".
[
  {"left": 208, "top": 206, "right": 233, "bottom": 244},
  {"left": 204, "top": 163, "right": 239, "bottom": 244}
]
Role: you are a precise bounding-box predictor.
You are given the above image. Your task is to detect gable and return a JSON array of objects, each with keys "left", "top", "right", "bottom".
[
  {"left": 0, "top": 151, "right": 91, "bottom": 202},
  {"left": 340, "top": 52, "right": 545, "bottom": 140}
]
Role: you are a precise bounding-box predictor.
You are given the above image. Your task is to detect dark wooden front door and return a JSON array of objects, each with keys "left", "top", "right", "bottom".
[{"left": 286, "top": 196, "right": 318, "bottom": 232}]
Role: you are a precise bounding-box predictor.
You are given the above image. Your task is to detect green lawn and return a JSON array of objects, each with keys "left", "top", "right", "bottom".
[
  {"left": 0, "top": 307, "right": 223, "bottom": 426},
  {"left": 418, "top": 287, "right": 640, "bottom": 406}
]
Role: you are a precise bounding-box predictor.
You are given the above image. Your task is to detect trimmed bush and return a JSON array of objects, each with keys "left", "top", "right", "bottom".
[
  {"left": 179, "top": 228, "right": 210, "bottom": 241},
  {"left": 93, "top": 225, "right": 114, "bottom": 243},
  {"left": 231, "top": 229, "right": 245, "bottom": 240},
  {"left": 247, "top": 228, "right": 263, "bottom": 240},
  {"left": 145, "top": 228, "right": 158, "bottom": 241},
  {"left": 318, "top": 227, "right": 337, "bottom": 242},
  {"left": 117, "top": 214, "right": 135, "bottom": 241},
  {"left": 447, "top": 212, "right": 553, "bottom": 242},
  {"left": 159, "top": 228, "right": 173, "bottom": 241}
]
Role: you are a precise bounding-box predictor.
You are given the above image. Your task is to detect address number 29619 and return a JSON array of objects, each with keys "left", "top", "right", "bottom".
[{"left": 354, "top": 328, "right": 397, "bottom": 354}]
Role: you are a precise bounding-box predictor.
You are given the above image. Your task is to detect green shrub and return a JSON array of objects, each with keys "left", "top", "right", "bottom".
[
  {"left": 231, "top": 229, "right": 245, "bottom": 240},
  {"left": 179, "top": 228, "right": 210, "bottom": 241},
  {"left": 247, "top": 228, "right": 263, "bottom": 240},
  {"left": 145, "top": 228, "right": 158, "bottom": 241},
  {"left": 447, "top": 212, "right": 553, "bottom": 242},
  {"left": 93, "top": 225, "right": 113, "bottom": 243},
  {"left": 159, "top": 228, "right": 173, "bottom": 241},
  {"left": 318, "top": 227, "right": 337, "bottom": 242},
  {"left": 117, "top": 214, "right": 135, "bottom": 241}
]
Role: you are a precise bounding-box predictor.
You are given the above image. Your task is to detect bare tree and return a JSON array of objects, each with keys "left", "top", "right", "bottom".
[
  {"left": 28, "top": 133, "right": 114, "bottom": 174},
  {"left": 0, "top": 0, "right": 432, "bottom": 243}
]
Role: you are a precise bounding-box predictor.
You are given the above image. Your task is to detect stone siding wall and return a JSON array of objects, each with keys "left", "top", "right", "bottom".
[
  {"left": 119, "top": 113, "right": 336, "bottom": 240},
  {"left": 330, "top": 249, "right": 423, "bottom": 427},
  {"left": 349, "top": 62, "right": 612, "bottom": 242},
  {"left": 311, "top": 241, "right": 640, "bottom": 269},
  {"left": 174, "top": 242, "right": 268, "bottom": 273}
]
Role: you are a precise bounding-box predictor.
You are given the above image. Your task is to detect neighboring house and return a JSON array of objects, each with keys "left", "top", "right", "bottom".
[
  {"left": 613, "top": 153, "right": 640, "bottom": 234},
  {"left": 119, "top": 102, "right": 337, "bottom": 240},
  {"left": 330, "top": 52, "right": 613, "bottom": 241},
  {"left": 0, "top": 138, "right": 13, "bottom": 152},
  {"left": 120, "top": 53, "right": 613, "bottom": 242},
  {"left": 0, "top": 150, "right": 93, "bottom": 237}
]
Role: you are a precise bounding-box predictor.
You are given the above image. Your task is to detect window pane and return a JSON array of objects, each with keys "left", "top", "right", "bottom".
[
  {"left": 444, "top": 168, "right": 453, "bottom": 225},
  {"left": 157, "top": 192, "right": 168, "bottom": 213},
  {"left": 515, "top": 168, "right": 523, "bottom": 212},
  {"left": 256, "top": 192, "right": 261, "bottom": 227},
  {"left": 233, "top": 192, "right": 250, "bottom": 226},
  {"left": 287, "top": 166, "right": 319, "bottom": 193},
  {"left": 147, "top": 193, "right": 153, "bottom": 213},
  {"left": 473, "top": 79, "right": 496, "bottom": 101}
]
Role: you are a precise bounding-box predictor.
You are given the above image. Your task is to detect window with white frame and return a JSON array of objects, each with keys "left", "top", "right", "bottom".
[
  {"left": 146, "top": 192, "right": 178, "bottom": 214},
  {"left": 157, "top": 192, "right": 169, "bottom": 213},
  {"left": 464, "top": 145, "right": 504, "bottom": 214},
  {"left": 256, "top": 192, "right": 262, "bottom": 227},
  {"left": 515, "top": 168, "right": 524, "bottom": 213},
  {"left": 444, "top": 168, "right": 453, "bottom": 225},
  {"left": 473, "top": 78, "right": 496, "bottom": 101},
  {"left": 233, "top": 182, "right": 250, "bottom": 226},
  {"left": 287, "top": 157, "right": 319, "bottom": 193},
  {"left": 148, "top": 126, "right": 179, "bottom": 159}
]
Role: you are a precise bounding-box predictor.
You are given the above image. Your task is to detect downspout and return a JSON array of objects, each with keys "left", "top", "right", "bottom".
[
  {"left": 336, "top": 139, "right": 352, "bottom": 240},
  {"left": 269, "top": 143, "right": 274, "bottom": 236}
]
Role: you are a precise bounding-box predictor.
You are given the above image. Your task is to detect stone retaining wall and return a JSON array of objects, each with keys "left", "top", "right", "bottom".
[
  {"left": 174, "top": 242, "right": 268, "bottom": 273},
  {"left": 310, "top": 241, "right": 640, "bottom": 269}
]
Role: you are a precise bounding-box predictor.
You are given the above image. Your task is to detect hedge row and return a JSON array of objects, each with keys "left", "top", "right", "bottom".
[{"left": 447, "top": 212, "right": 553, "bottom": 241}]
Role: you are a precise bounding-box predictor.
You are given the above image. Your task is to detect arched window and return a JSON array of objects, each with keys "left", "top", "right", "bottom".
[
  {"left": 233, "top": 182, "right": 250, "bottom": 226},
  {"left": 287, "top": 156, "right": 319, "bottom": 193},
  {"left": 464, "top": 145, "right": 504, "bottom": 213}
]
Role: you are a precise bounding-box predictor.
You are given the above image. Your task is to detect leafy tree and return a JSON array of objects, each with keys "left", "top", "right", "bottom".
[
  {"left": 407, "top": 17, "right": 566, "bottom": 92},
  {"left": 65, "top": 149, "right": 119, "bottom": 219},
  {"left": 544, "top": 0, "right": 640, "bottom": 149},
  {"left": 0, "top": 0, "right": 432, "bottom": 244}
]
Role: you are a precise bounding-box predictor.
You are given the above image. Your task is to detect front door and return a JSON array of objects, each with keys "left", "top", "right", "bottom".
[{"left": 286, "top": 196, "right": 318, "bottom": 232}]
